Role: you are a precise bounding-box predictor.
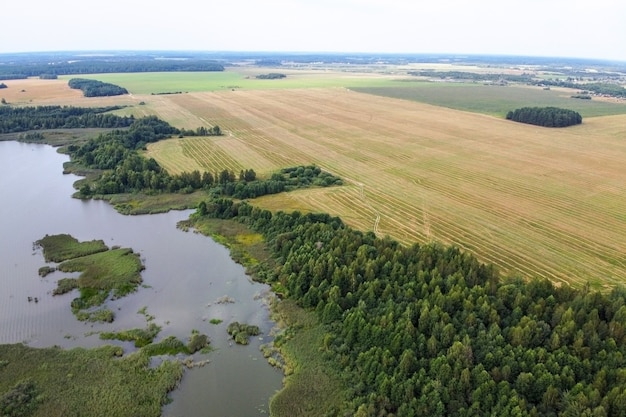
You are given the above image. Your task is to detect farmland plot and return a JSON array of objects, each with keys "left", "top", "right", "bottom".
[{"left": 149, "top": 88, "right": 626, "bottom": 288}]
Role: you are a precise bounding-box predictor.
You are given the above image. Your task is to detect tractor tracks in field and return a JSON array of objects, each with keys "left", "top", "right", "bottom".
[{"left": 356, "top": 182, "right": 381, "bottom": 236}]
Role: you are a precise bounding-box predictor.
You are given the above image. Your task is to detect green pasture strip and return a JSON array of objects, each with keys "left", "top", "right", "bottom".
[
  {"left": 352, "top": 84, "right": 626, "bottom": 117},
  {"left": 59, "top": 71, "right": 400, "bottom": 94},
  {"left": 0, "top": 343, "right": 182, "bottom": 417}
]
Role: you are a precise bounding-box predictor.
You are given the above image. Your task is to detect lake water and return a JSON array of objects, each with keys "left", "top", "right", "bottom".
[{"left": 0, "top": 140, "right": 283, "bottom": 416}]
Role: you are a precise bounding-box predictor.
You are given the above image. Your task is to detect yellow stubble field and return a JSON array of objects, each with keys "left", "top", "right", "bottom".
[{"left": 147, "top": 88, "right": 626, "bottom": 288}]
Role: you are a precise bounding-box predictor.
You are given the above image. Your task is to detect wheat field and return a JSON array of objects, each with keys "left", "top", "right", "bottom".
[{"left": 147, "top": 88, "right": 626, "bottom": 288}]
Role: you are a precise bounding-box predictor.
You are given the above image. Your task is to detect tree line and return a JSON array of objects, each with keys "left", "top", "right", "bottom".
[
  {"left": 506, "top": 107, "right": 582, "bottom": 127},
  {"left": 256, "top": 73, "right": 287, "bottom": 79},
  {"left": 0, "top": 105, "right": 134, "bottom": 133},
  {"left": 191, "top": 198, "right": 626, "bottom": 417},
  {"left": 0, "top": 59, "right": 224, "bottom": 79},
  {"left": 534, "top": 80, "right": 626, "bottom": 98},
  {"left": 68, "top": 78, "right": 128, "bottom": 97},
  {"left": 408, "top": 71, "right": 533, "bottom": 83},
  {"left": 63, "top": 114, "right": 341, "bottom": 197}
]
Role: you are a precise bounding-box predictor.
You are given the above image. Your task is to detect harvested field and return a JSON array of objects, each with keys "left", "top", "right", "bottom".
[
  {"left": 148, "top": 88, "right": 626, "bottom": 288},
  {"left": 0, "top": 78, "right": 138, "bottom": 107}
]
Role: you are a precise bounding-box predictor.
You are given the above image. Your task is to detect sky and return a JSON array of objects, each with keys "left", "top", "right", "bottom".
[{"left": 3, "top": 0, "right": 625, "bottom": 61}]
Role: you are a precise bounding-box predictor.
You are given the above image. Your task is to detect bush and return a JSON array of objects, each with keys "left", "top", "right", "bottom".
[
  {"left": 187, "top": 333, "right": 209, "bottom": 353},
  {"left": 227, "top": 322, "right": 260, "bottom": 345}
]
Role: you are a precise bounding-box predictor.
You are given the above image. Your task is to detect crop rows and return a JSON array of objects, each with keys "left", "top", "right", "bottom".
[
  {"left": 180, "top": 137, "right": 244, "bottom": 174},
  {"left": 152, "top": 88, "right": 626, "bottom": 288}
]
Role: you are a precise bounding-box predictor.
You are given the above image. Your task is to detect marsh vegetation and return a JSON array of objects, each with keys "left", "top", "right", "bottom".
[
  {"left": 0, "top": 343, "right": 183, "bottom": 417},
  {"left": 37, "top": 234, "right": 144, "bottom": 322}
]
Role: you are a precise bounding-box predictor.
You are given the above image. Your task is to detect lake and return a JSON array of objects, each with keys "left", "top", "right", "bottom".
[{"left": 0, "top": 140, "right": 282, "bottom": 416}]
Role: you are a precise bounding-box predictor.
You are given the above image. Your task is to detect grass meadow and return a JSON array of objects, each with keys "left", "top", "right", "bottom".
[
  {"left": 58, "top": 69, "right": 402, "bottom": 95},
  {"left": 354, "top": 83, "right": 626, "bottom": 117}
]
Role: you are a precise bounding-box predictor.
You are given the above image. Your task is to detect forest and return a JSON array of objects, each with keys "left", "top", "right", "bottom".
[
  {"left": 506, "top": 107, "right": 582, "bottom": 127},
  {"left": 68, "top": 78, "right": 128, "bottom": 97},
  {"left": 0, "top": 105, "right": 134, "bottom": 133},
  {"left": 189, "top": 198, "right": 626, "bottom": 417},
  {"left": 0, "top": 58, "right": 224, "bottom": 79}
]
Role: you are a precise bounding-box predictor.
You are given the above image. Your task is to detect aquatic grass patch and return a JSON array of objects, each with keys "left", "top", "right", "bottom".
[
  {"left": 57, "top": 247, "right": 143, "bottom": 297},
  {"left": 75, "top": 308, "right": 115, "bottom": 323},
  {"left": 100, "top": 323, "right": 162, "bottom": 348},
  {"left": 52, "top": 278, "right": 78, "bottom": 295},
  {"left": 37, "top": 234, "right": 144, "bottom": 322},
  {"left": 0, "top": 343, "right": 183, "bottom": 417},
  {"left": 37, "top": 266, "right": 55, "bottom": 277},
  {"left": 36, "top": 234, "right": 108, "bottom": 262},
  {"left": 226, "top": 322, "right": 260, "bottom": 345},
  {"left": 140, "top": 336, "right": 187, "bottom": 356},
  {"left": 187, "top": 331, "right": 209, "bottom": 353}
]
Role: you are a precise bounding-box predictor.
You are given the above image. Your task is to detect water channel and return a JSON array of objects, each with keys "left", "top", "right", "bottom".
[{"left": 0, "top": 140, "right": 283, "bottom": 416}]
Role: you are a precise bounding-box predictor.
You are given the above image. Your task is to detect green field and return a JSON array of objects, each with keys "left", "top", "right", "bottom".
[
  {"left": 353, "top": 83, "right": 626, "bottom": 117},
  {"left": 60, "top": 70, "right": 402, "bottom": 95}
]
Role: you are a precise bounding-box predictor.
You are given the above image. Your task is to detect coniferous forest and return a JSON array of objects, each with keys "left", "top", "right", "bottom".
[{"left": 192, "top": 198, "right": 626, "bottom": 417}]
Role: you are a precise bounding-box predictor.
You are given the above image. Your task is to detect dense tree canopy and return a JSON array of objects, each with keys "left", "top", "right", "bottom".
[
  {"left": 68, "top": 78, "right": 128, "bottom": 97},
  {"left": 506, "top": 107, "right": 582, "bottom": 127},
  {"left": 256, "top": 73, "right": 287, "bottom": 79},
  {"left": 193, "top": 199, "right": 626, "bottom": 417},
  {"left": 0, "top": 105, "right": 133, "bottom": 133}
]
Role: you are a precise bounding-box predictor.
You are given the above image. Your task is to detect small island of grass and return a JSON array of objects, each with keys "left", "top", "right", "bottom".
[
  {"left": 36, "top": 234, "right": 144, "bottom": 322},
  {"left": 36, "top": 234, "right": 108, "bottom": 262},
  {"left": 227, "top": 321, "right": 260, "bottom": 345}
]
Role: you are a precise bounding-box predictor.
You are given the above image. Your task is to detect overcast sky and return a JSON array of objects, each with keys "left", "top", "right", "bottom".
[{"left": 3, "top": 0, "right": 624, "bottom": 61}]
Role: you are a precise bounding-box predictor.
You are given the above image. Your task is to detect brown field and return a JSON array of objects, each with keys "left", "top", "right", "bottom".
[
  {"left": 146, "top": 88, "right": 626, "bottom": 288},
  {"left": 0, "top": 78, "right": 140, "bottom": 107}
]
